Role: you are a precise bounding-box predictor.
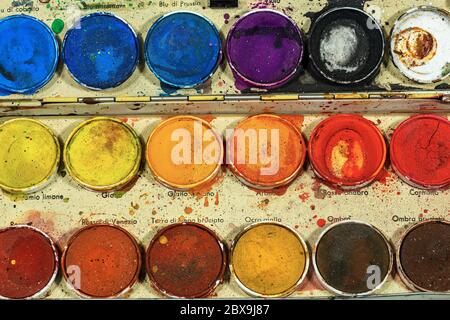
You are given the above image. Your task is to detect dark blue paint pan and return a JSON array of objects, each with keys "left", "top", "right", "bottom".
[
  {"left": 0, "top": 15, "right": 59, "bottom": 95},
  {"left": 62, "top": 12, "right": 139, "bottom": 90},
  {"left": 144, "top": 11, "right": 222, "bottom": 88}
]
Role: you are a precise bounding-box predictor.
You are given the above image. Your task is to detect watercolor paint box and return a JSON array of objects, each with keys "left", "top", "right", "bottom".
[{"left": 0, "top": 0, "right": 449, "bottom": 299}]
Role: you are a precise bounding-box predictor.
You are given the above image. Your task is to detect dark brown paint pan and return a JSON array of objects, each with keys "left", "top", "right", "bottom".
[
  {"left": 308, "top": 7, "right": 385, "bottom": 84},
  {"left": 397, "top": 220, "right": 450, "bottom": 293},
  {"left": 313, "top": 220, "right": 393, "bottom": 296}
]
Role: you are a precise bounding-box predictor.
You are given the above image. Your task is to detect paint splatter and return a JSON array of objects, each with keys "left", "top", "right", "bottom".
[
  {"left": 317, "top": 219, "right": 326, "bottom": 228},
  {"left": 51, "top": 19, "right": 64, "bottom": 34},
  {"left": 184, "top": 207, "right": 193, "bottom": 214},
  {"left": 299, "top": 192, "right": 310, "bottom": 202}
]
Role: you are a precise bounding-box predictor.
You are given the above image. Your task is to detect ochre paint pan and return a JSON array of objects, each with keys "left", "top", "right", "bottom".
[
  {"left": 308, "top": 7, "right": 385, "bottom": 84},
  {"left": 397, "top": 220, "right": 450, "bottom": 293}
]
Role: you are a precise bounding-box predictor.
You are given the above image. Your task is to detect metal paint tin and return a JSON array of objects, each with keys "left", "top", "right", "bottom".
[
  {"left": 308, "top": 114, "right": 386, "bottom": 190},
  {"left": 397, "top": 220, "right": 450, "bottom": 293},
  {"left": 226, "top": 9, "right": 304, "bottom": 89},
  {"left": 146, "top": 222, "right": 227, "bottom": 298},
  {"left": 62, "top": 12, "right": 139, "bottom": 90},
  {"left": 64, "top": 117, "right": 142, "bottom": 192},
  {"left": 390, "top": 114, "right": 449, "bottom": 190},
  {"left": 230, "top": 222, "right": 309, "bottom": 298},
  {"left": 0, "top": 225, "right": 59, "bottom": 300},
  {"left": 144, "top": 11, "right": 222, "bottom": 88},
  {"left": 313, "top": 220, "right": 393, "bottom": 297},
  {"left": 308, "top": 7, "right": 385, "bottom": 84},
  {"left": 0, "top": 118, "right": 60, "bottom": 194},
  {"left": 61, "top": 224, "right": 142, "bottom": 299},
  {"left": 227, "top": 114, "right": 306, "bottom": 190},
  {"left": 0, "top": 15, "right": 59, "bottom": 94},
  {"left": 390, "top": 6, "right": 450, "bottom": 83},
  {"left": 146, "top": 116, "right": 223, "bottom": 191}
]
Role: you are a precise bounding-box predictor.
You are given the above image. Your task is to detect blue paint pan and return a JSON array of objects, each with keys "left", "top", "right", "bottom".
[
  {"left": 145, "top": 11, "right": 222, "bottom": 88},
  {"left": 62, "top": 12, "right": 139, "bottom": 90},
  {"left": 0, "top": 15, "right": 59, "bottom": 94}
]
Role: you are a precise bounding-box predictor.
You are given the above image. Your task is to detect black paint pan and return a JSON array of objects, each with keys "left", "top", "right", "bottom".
[{"left": 308, "top": 7, "right": 385, "bottom": 84}]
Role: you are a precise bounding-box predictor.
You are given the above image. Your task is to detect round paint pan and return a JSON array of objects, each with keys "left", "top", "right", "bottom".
[
  {"left": 62, "top": 12, "right": 139, "bottom": 90},
  {"left": 390, "top": 6, "right": 450, "bottom": 83},
  {"left": 0, "top": 15, "right": 59, "bottom": 94},
  {"left": 64, "top": 117, "right": 142, "bottom": 192},
  {"left": 230, "top": 222, "right": 309, "bottom": 297},
  {"left": 61, "top": 224, "right": 141, "bottom": 299},
  {"left": 0, "top": 225, "right": 59, "bottom": 300},
  {"left": 146, "top": 223, "right": 227, "bottom": 298},
  {"left": 397, "top": 220, "right": 450, "bottom": 293},
  {"left": 144, "top": 11, "right": 222, "bottom": 88},
  {"left": 227, "top": 114, "right": 306, "bottom": 190},
  {"left": 313, "top": 220, "right": 393, "bottom": 297},
  {"left": 0, "top": 118, "right": 60, "bottom": 194},
  {"left": 308, "top": 7, "right": 385, "bottom": 84},
  {"left": 146, "top": 116, "right": 223, "bottom": 191},
  {"left": 226, "top": 9, "right": 304, "bottom": 89},
  {"left": 390, "top": 114, "right": 449, "bottom": 190},
  {"left": 308, "top": 114, "right": 386, "bottom": 190}
]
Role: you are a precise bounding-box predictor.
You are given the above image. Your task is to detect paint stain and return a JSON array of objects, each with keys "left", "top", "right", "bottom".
[
  {"left": 51, "top": 19, "right": 64, "bottom": 34},
  {"left": 184, "top": 207, "right": 193, "bottom": 214}
]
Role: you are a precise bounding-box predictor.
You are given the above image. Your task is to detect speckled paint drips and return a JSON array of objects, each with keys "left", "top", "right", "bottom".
[
  {"left": 145, "top": 12, "right": 222, "bottom": 88},
  {"left": 62, "top": 13, "right": 139, "bottom": 90},
  {"left": 0, "top": 15, "right": 58, "bottom": 94},
  {"left": 226, "top": 10, "right": 304, "bottom": 88}
]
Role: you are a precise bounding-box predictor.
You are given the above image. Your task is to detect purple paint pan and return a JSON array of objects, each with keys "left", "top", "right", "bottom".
[{"left": 226, "top": 9, "right": 304, "bottom": 89}]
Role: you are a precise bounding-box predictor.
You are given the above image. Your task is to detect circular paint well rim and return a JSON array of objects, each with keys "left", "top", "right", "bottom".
[
  {"left": 0, "top": 118, "right": 61, "bottom": 194},
  {"left": 308, "top": 7, "right": 386, "bottom": 85},
  {"left": 61, "top": 223, "right": 142, "bottom": 299},
  {"left": 145, "top": 222, "right": 228, "bottom": 298},
  {"left": 62, "top": 12, "right": 140, "bottom": 91},
  {"left": 396, "top": 219, "right": 450, "bottom": 293},
  {"left": 389, "top": 6, "right": 450, "bottom": 84},
  {"left": 63, "top": 117, "right": 142, "bottom": 192},
  {"left": 390, "top": 114, "right": 450, "bottom": 189},
  {"left": 0, "top": 225, "right": 59, "bottom": 300},
  {"left": 229, "top": 221, "right": 310, "bottom": 298},
  {"left": 312, "top": 220, "right": 393, "bottom": 297},
  {"left": 227, "top": 114, "right": 306, "bottom": 190},
  {"left": 308, "top": 114, "right": 387, "bottom": 189},
  {"left": 144, "top": 10, "right": 223, "bottom": 89},
  {"left": 0, "top": 14, "right": 59, "bottom": 94},
  {"left": 145, "top": 115, "right": 224, "bottom": 191},
  {"left": 225, "top": 9, "right": 304, "bottom": 89}
]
